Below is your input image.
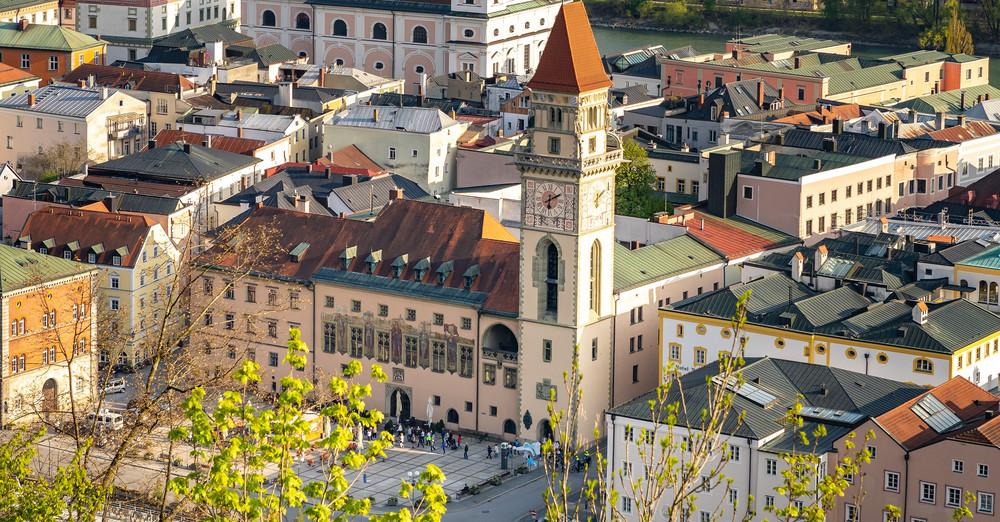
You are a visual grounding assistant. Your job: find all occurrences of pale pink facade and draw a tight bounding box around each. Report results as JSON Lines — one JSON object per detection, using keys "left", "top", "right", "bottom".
{"left": 241, "top": 0, "right": 564, "bottom": 93}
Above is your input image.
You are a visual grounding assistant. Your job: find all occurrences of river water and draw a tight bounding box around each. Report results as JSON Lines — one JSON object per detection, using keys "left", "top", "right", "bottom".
{"left": 592, "top": 27, "right": 1000, "bottom": 86}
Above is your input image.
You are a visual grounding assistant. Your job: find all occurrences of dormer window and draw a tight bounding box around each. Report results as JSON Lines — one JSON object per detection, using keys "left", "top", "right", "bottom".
{"left": 63, "top": 250, "right": 72, "bottom": 260}
{"left": 414, "top": 257, "right": 431, "bottom": 281}
{"left": 391, "top": 254, "right": 408, "bottom": 278}
{"left": 436, "top": 260, "right": 454, "bottom": 284}
{"left": 366, "top": 250, "right": 382, "bottom": 274}
{"left": 87, "top": 253, "right": 96, "bottom": 263}
{"left": 463, "top": 264, "right": 479, "bottom": 289}
{"left": 39, "top": 247, "right": 48, "bottom": 254}
{"left": 112, "top": 255, "right": 122, "bottom": 266}
{"left": 341, "top": 245, "right": 357, "bottom": 269}
{"left": 290, "top": 242, "right": 309, "bottom": 263}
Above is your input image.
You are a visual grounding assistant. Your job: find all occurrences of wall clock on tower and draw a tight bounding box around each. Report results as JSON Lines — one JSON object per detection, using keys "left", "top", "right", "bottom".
{"left": 526, "top": 180, "right": 576, "bottom": 232}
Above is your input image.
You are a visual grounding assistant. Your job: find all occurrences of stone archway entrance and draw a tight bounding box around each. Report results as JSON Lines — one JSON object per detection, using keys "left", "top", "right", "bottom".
{"left": 538, "top": 419, "right": 553, "bottom": 441}
{"left": 389, "top": 388, "right": 411, "bottom": 420}
{"left": 42, "top": 378, "right": 57, "bottom": 413}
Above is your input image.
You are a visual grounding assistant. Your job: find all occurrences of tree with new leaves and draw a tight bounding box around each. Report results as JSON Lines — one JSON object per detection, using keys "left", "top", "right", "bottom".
{"left": 616, "top": 139, "right": 667, "bottom": 220}
{"left": 167, "top": 327, "right": 448, "bottom": 521}
{"left": 19, "top": 140, "right": 90, "bottom": 182}
{"left": 944, "top": 0, "right": 974, "bottom": 54}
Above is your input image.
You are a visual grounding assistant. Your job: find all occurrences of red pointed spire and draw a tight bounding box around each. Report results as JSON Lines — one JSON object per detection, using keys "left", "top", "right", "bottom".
{"left": 527, "top": 2, "right": 611, "bottom": 95}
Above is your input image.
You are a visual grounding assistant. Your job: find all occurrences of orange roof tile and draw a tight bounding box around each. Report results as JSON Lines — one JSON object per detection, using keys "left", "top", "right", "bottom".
{"left": 526, "top": 2, "right": 611, "bottom": 95}
{"left": 316, "top": 145, "right": 385, "bottom": 176}
{"left": 151, "top": 129, "right": 265, "bottom": 156}
{"left": 875, "top": 377, "right": 999, "bottom": 451}
{"left": 924, "top": 120, "right": 998, "bottom": 142}
{"left": 20, "top": 207, "right": 154, "bottom": 268}
{"left": 0, "top": 63, "right": 36, "bottom": 86}
{"left": 772, "top": 104, "right": 864, "bottom": 126}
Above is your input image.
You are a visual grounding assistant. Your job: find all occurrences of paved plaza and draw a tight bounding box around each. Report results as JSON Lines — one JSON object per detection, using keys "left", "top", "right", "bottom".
{"left": 294, "top": 435, "right": 530, "bottom": 506}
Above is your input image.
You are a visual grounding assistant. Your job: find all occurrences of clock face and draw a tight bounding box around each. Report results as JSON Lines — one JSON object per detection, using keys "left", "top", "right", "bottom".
{"left": 534, "top": 182, "right": 565, "bottom": 218}
{"left": 584, "top": 180, "right": 613, "bottom": 230}
{"left": 524, "top": 179, "right": 576, "bottom": 231}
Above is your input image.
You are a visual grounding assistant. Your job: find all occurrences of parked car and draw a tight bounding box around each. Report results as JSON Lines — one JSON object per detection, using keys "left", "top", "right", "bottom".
{"left": 103, "top": 378, "right": 126, "bottom": 395}
{"left": 86, "top": 410, "right": 124, "bottom": 431}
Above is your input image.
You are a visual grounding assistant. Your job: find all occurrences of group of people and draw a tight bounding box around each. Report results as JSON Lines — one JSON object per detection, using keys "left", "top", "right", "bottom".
{"left": 392, "top": 423, "right": 472, "bottom": 458}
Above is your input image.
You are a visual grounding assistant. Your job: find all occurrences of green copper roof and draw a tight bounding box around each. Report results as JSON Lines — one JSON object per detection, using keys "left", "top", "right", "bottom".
{"left": 893, "top": 84, "right": 1000, "bottom": 115}
{"left": 956, "top": 244, "right": 1000, "bottom": 270}
{"left": 0, "top": 22, "right": 103, "bottom": 51}
{"left": 0, "top": 244, "right": 94, "bottom": 292}
{"left": 614, "top": 235, "right": 725, "bottom": 292}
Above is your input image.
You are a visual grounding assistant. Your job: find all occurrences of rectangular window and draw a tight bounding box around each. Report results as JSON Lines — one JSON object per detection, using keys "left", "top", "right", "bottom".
{"left": 954, "top": 460, "right": 965, "bottom": 473}
{"left": 979, "top": 492, "right": 994, "bottom": 515}
{"left": 947, "top": 486, "right": 963, "bottom": 507}
{"left": 268, "top": 352, "right": 279, "bottom": 367}
{"left": 433, "top": 313, "right": 444, "bottom": 326}
{"left": 542, "top": 339, "right": 552, "bottom": 362}
{"left": 920, "top": 482, "right": 936, "bottom": 503}
{"left": 504, "top": 367, "right": 517, "bottom": 388}
{"left": 483, "top": 363, "right": 496, "bottom": 385}
{"left": 845, "top": 504, "right": 858, "bottom": 522}
{"left": 406, "top": 308, "right": 416, "bottom": 321}
{"left": 20, "top": 54, "right": 28, "bottom": 68}
{"left": 885, "top": 471, "right": 900, "bottom": 492}
{"left": 405, "top": 336, "right": 418, "bottom": 367}
{"left": 325, "top": 296, "right": 335, "bottom": 308}
{"left": 378, "top": 304, "right": 388, "bottom": 317}
{"left": 246, "top": 285, "right": 256, "bottom": 303}
{"left": 979, "top": 464, "right": 989, "bottom": 477}
{"left": 388, "top": 147, "right": 396, "bottom": 160}
{"left": 547, "top": 137, "right": 560, "bottom": 154}
{"left": 766, "top": 458, "right": 777, "bottom": 475}
{"left": 48, "top": 55, "right": 58, "bottom": 71}
{"left": 461, "top": 317, "right": 472, "bottom": 330}
{"left": 322, "top": 322, "right": 336, "bottom": 353}
{"left": 349, "top": 327, "right": 363, "bottom": 358}
{"left": 743, "top": 186, "right": 753, "bottom": 199}
{"left": 267, "top": 320, "right": 277, "bottom": 338}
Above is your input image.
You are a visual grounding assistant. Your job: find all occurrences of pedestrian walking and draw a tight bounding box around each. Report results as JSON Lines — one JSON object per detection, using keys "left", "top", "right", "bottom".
{"left": 441, "top": 438, "right": 447, "bottom": 455}
{"left": 457, "top": 434, "right": 462, "bottom": 447}
{"left": 487, "top": 445, "right": 493, "bottom": 459}
{"left": 463, "top": 444, "right": 469, "bottom": 460}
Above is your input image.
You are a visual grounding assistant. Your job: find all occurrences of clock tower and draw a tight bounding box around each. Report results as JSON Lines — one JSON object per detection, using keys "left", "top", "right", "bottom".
{"left": 515, "top": 1, "right": 622, "bottom": 442}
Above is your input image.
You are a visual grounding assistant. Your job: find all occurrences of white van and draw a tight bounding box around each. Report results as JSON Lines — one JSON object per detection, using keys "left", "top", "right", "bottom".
{"left": 87, "top": 410, "right": 124, "bottom": 431}
{"left": 103, "top": 378, "right": 126, "bottom": 395}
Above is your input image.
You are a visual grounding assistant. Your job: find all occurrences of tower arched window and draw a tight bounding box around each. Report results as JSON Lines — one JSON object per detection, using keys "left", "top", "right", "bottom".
{"left": 980, "top": 281, "right": 988, "bottom": 303}
{"left": 295, "top": 12, "right": 310, "bottom": 30}
{"left": 412, "top": 25, "right": 428, "bottom": 44}
{"left": 589, "top": 240, "right": 601, "bottom": 314}
{"left": 332, "top": 19, "right": 347, "bottom": 36}
{"left": 372, "top": 22, "right": 387, "bottom": 40}
{"left": 261, "top": 10, "right": 276, "bottom": 26}
{"left": 990, "top": 282, "right": 998, "bottom": 305}
{"left": 545, "top": 241, "right": 559, "bottom": 315}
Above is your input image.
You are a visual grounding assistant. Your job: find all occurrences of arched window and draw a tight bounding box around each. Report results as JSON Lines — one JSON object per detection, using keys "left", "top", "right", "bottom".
{"left": 589, "top": 240, "right": 601, "bottom": 314}
{"left": 545, "top": 241, "right": 559, "bottom": 315}
{"left": 372, "top": 22, "right": 387, "bottom": 40}
{"left": 295, "top": 12, "right": 310, "bottom": 30}
{"left": 261, "top": 10, "right": 276, "bottom": 26}
{"left": 503, "top": 419, "right": 517, "bottom": 434}
{"left": 961, "top": 279, "right": 969, "bottom": 289}
{"left": 463, "top": 29, "right": 474, "bottom": 38}
{"left": 447, "top": 408, "right": 459, "bottom": 424}
{"left": 412, "top": 25, "right": 428, "bottom": 44}
{"left": 980, "top": 281, "right": 988, "bottom": 303}
{"left": 990, "top": 282, "right": 998, "bottom": 305}
{"left": 332, "top": 19, "right": 347, "bottom": 36}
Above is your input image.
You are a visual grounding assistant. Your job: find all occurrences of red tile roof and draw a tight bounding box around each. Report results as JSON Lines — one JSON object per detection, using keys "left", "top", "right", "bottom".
{"left": 205, "top": 200, "right": 519, "bottom": 314}
{"left": 665, "top": 209, "right": 799, "bottom": 259}
{"left": 875, "top": 377, "right": 999, "bottom": 451}
{"left": 944, "top": 168, "right": 1000, "bottom": 207}
{"left": 924, "top": 120, "right": 998, "bottom": 142}
{"left": 151, "top": 129, "right": 265, "bottom": 156}
{"left": 316, "top": 145, "right": 385, "bottom": 176}
{"left": 0, "top": 63, "right": 36, "bottom": 86}
{"left": 61, "top": 63, "right": 195, "bottom": 93}
{"left": 526, "top": 2, "right": 611, "bottom": 95}
{"left": 772, "top": 104, "right": 864, "bottom": 126}
{"left": 20, "top": 207, "right": 155, "bottom": 268}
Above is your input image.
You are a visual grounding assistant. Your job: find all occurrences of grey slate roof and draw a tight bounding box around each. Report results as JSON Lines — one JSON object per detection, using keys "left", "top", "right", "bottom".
{"left": 8, "top": 180, "right": 184, "bottom": 215}
{"left": 329, "top": 174, "right": 428, "bottom": 215}
{"left": 88, "top": 143, "right": 259, "bottom": 184}
{"left": 0, "top": 85, "right": 122, "bottom": 117}
{"left": 215, "top": 81, "right": 353, "bottom": 106}
{"left": 609, "top": 357, "right": 926, "bottom": 444}
{"left": 921, "top": 239, "right": 996, "bottom": 266}
{"left": 671, "top": 272, "right": 1000, "bottom": 355}
{"left": 781, "top": 129, "right": 955, "bottom": 158}
{"left": 331, "top": 105, "right": 459, "bottom": 134}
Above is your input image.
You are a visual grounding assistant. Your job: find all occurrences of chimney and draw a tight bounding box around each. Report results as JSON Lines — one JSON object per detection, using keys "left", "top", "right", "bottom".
{"left": 912, "top": 301, "right": 928, "bottom": 325}
{"left": 77, "top": 79, "right": 86, "bottom": 88}
{"left": 295, "top": 193, "right": 309, "bottom": 213}
{"left": 832, "top": 118, "right": 843, "bottom": 134}
{"left": 960, "top": 91, "right": 967, "bottom": 110}
{"left": 87, "top": 74, "right": 95, "bottom": 88}
{"left": 697, "top": 93, "right": 705, "bottom": 108}
{"left": 343, "top": 174, "right": 356, "bottom": 186}
{"left": 147, "top": 139, "right": 156, "bottom": 150}
{"left": 324, "top": 167, "right": 332, "bottom": 179}
{"left": 822, "top": 137, "right": 837, "bottom": 153}
{"left": 103, "top": 195, "right": 118, "bottom": 213}
{"left": 813, "top": 158, "right": 823, "bottom": 170}
{"left": 793, "top": 56, "right": 800, "bottom": 69}
{"left": 815, "top": 244, "right": 829, "bottom": 267}
{"left": 236, "top": 126, "right": 244, "bottom": 138}
{"left": 373, "top": 108, "right": 379, "bottom": 122}
{"left": 277, "top": 82, "right": 293, "bottom": 107}
{"left": 756, "top": 80, "right": 765, "bottom": 108}
{"left": 101, "top": 87, "right": 108, "bottom": 100}
{"left": 957, "top": 115, "right": 967, "bottom": 127}
{"left": 877, "top": 121, "right": 887, "bottom": 139}
{"left": 202, "top": 135, "right": 213, "bottom": 148}
{"left": 935, "top": 111, "right": 946, "bottom": 130}
{"left": 791, "top": 251, "right": 805, "bottom": 282}
{"left": 389, "top": 187, "right": 404, "bottom": 201}
{"left": 777, "top": 86, "right": 784, "bottom": 102}
{"left": 764, "top": 149, "right": 776, "bottom": 165}
{"left": 987, "top": 93, "right": 992, "bottom": 101}
{"left": 27, "top": 94, "right": 35, "bottom": 107}
{"left": 236, "top": 110, "right": 242, "bottom": 121}
{"left": 880, "top": 215, "right": 889, "bottom": 233}
{"left": 18, "top": 18, "right": 28, "bottom": 31}
{"left": 209, "top": 74, "right": 217, "bottom": 96}
{"left": 182, "top": 143, "right": 191, "bottom": 154}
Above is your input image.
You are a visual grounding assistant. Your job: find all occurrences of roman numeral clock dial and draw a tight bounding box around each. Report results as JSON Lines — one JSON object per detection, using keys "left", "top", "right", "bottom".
{"left": 524, "top": 180, "right": 576, "bottom": 231}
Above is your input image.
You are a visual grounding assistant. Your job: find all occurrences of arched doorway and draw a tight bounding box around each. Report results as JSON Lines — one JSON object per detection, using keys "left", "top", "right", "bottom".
{"left": 503, "top": 419, "right": 517, "bottom": 435}
{"left": 41, "top": 378, "right": 57, "bottom": 413}
{"left": 446, "top": 408, "right": 459, "bottom": 424}
{"left": 482, "top": 323, "right": 518, "bottom": 354}
{"left": 389, "top": 388, "right": 410, "bottom": 420}
{"left": 538, "top": 419, "right": 553, "bottom": 441}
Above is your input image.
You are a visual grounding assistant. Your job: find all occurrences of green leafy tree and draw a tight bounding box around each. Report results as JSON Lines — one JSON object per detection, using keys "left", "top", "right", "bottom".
{"left": 944, "top": 0, "right": 974, "bottom": 54}
{"left": 616, "top": 139, "right": 666, "bottom": 220}
{"left": 0, "top": 429, "right": 106, "bottom": 521}
{"left": 167, "top": 328, "right": 448, "bottom": 521}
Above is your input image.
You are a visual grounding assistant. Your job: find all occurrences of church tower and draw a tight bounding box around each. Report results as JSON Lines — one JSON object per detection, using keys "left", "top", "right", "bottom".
{"left": 515, "top": 1, "right": 622, "bottom": 442}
